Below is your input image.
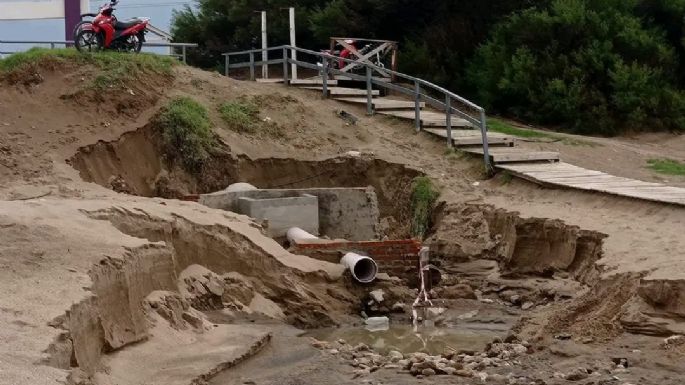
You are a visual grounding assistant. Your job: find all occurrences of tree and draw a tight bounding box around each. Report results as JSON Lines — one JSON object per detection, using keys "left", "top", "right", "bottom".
{"left": 468, "top": 0, "right": 685, "bottom": 134}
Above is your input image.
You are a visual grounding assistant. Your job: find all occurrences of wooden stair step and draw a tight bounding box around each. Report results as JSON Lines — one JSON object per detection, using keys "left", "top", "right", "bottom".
{"left": 463, "top": 147, "right": 560, "bottom": 163}
{"left": 377, "top": 110, "right": 474, "bottom": 128}
{"left": 334, "top": 97, "right": 424, "bottom": 110}
{"left": 423, "top": 128, "right": 515, "bottom": 147}
{"left": 302, "top": 86, "right": 380, "bottom": 96}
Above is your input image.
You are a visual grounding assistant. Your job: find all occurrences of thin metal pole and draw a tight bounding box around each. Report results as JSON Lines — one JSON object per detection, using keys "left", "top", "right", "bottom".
{"left": 50, "top": 43, "right": 55, "bottom": 49}
{"left": 366, "top": 66, "right": 373, "bottom": 115}
{"left": 261, "top": 11, "right": 268, "bottom": 79}
{"left": 414, "top": 81, "right": 421, "bottom": 132}
{"left": 322, "top": 57, "right": 329, "bottom": 98}
{"left": 249, "top": 52, "right": 255, "bottom": 81}
{"left": 289, "top": 7, "right": 298, "bottom": 80}
{"left": 225, "top": 55, "right": 229, "bottom": 77}
{"left": 445, "top": 95, "right": 453, "bottom": 148}
{"left": 182, "top": 45, "right": 187, "bottom": 64}
{"left": 282, "top": 47, "right": 289, "bottom": 85}
{"left": 479, "top": 109, "right": 493, "bottom": 174}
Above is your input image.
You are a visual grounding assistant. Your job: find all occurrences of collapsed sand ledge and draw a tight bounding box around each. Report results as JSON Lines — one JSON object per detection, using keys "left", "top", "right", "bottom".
{"left": 0, "top": 198, "right": 352, "bottom": 385}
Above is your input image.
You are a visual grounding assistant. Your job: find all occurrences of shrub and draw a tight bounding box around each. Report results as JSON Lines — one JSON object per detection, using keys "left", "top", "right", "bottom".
{"left": 158, "top": 97, "right": 215, "bottom": 171}
{"left": 410, "top": 176, "right": 440, "bottom": 239}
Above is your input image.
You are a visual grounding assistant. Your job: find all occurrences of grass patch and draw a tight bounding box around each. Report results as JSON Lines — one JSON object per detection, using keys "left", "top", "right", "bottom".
{"left": 218, "top": 99, "right": 286, "bottom": 138}
{"left": 157, "top": 96, "right": 215, "bottom": 171}
{"left": 647, "top": 158, "right": 685, "bottom": 176}
{"left": 488, "top": 118, "right": 596, "bottom": 146}
{"left": 410, "top": 176, "right": 440, "bottom": 239}
{"left": 0, "top": 48, "right": 176, "bottom": 86}
{"left": 218, "top": 101, "right": 260, "bottom": 133}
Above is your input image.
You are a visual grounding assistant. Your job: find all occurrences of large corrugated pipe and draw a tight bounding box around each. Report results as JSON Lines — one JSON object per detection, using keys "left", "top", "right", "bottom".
{"left": 340, "top": 252, "right": 378, "bottom": 283}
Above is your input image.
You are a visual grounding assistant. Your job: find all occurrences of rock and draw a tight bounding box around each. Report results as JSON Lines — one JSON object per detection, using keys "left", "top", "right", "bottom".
{"left": 369, "top": 289, "right": 385, "bottom": 303}
{"left": 354, "top": 343, "right": 370, "bottom": 352}
{"left": 511, "top": 344, "right": 528, "bottom": 355}
{"left": 391, "top": 302, "right": 406, "bottom": 312}
{"left": 554, "top": 332, "right": 572, "bottom": 340}
{"left": 442, "top": 367, "right": 457, "bottom": 375}
{"left": 310, "top": 339, "right": 328, "bottom": 349}
{"left": 480, "top": 298, "right": 495, "bottom": 304}
{"left": 328, "top": 349, "right": 339, "bottom": 354}
{"left": 337, "top": 338, "right": 347, "bottom": 345}
{"left": 455, "top": 369, "right": 474, "bottom": 377}
{"left": 181, "top": 311, "right": 205, "bottom": 329}
{"left": 352, "top": 368, "right": 370, "bottom": 378}
{"left": 612, "top": 357, "right": 629, "bottom": 368}
{"left": 398, "top": 359, "right": 411, "bottom": 369}
{"left": 663, "top": 335, "right": 685, "bottom": 346}
{"left": 565, "top": 368, "right": 589, "bottom": 381}
{"left": 387, "top": 350, "right": 404, "bottom": 362}
{"left": 421, "top": 368, "right": 436, "bottom": 376}
{"left": 384, "top": 364, "right": 400, "bottom": 369}
{"left": 475, "top": 371, "right": 488, "bottom": 381}
{"left": 489, "top": 373, "right": 507, "bottom": 384}
{"left": 410, "top": 352, "right": 429, "bottom": 363}
{"left": 521, "top": 302, "right": 535, "bottom": 310}
{"left": 444, "top": 283, "right": 477, "bottom": 299}
{"left": 581, "top": 336, "right": 595, "bottom": 344}
{"left": 427, "top": 307, "right": 446, "bottom": 318}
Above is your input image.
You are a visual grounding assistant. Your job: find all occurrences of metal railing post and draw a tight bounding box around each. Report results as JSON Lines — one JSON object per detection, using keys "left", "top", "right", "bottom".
{"left": 414, "top": 81, "right": 421, "bottom": 132}
{"left": 249, "top": 52, "right": 255, "bottom": 81}
{"left": 366, "top": 66, "right": 374, "bottom": 115}
{"left": 445, "top": 95, "right": 453, "bottom": 148}
{"left": 282, "top": 47, "right": 289, "bottom": 85}
{"left": 479, "top": 109, "right": 493, "bottom": 173}
{"left": 225, "top": 55, "right": 229, "bottom": 77}
{"left": 322, "top": 57, "right": 329, "bottom": 98}
{"left": 182, "top": 45, "right": 187, "bottom": 64}
{"left": 50, "top": 43, "right": 55, "bottom": 49}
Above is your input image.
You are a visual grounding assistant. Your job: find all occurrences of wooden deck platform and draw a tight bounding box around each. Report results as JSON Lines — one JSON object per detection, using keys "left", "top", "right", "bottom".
{"left": 256, "top": 78, "right": 339, "bottom": 86}
{"left": 499, "top": 162, "right": 685, "bottom": 205}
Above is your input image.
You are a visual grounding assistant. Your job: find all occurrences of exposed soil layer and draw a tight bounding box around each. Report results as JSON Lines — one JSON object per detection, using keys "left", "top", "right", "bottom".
{"left": 69, "top": 125, "right": 423, "bottom": 238}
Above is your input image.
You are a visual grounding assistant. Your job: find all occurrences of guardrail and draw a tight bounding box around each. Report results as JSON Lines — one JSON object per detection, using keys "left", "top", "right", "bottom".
{"left": 0, "top": 40, "right": 198, "bottom": 63}
{"left": 222, "top": 45, "right": 493, "bottom": 172}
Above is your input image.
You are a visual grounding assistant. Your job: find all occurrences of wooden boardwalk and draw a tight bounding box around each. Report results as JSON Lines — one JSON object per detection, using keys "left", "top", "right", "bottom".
{"left": 499, "top": 162, "right": 685, "bottom": 206}
{"left": 265, "top": 78, "right": 685, "bottom": 206}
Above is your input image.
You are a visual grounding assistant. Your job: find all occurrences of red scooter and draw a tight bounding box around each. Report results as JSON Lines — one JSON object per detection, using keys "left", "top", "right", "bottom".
{"left": 74, "top": 1, "right": 149, "bottom": 53}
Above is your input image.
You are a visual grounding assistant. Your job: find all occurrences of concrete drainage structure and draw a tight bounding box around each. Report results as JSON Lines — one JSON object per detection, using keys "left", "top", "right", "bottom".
{"left": 200, "top": 184, "right": 380, "bottom": 241}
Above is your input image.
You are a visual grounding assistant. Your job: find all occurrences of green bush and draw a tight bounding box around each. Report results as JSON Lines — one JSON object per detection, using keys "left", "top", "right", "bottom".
{"left": 410, "top": 177, "right": 440, "bottom": 239}
{"left": 218, "top": 101, "right": 259, "bottom": 133}
{"left": 468, "top": 0, "right": 685, "bottom": 135}
{"left": 158, "top": 97, "right": 215, "bottom": 171}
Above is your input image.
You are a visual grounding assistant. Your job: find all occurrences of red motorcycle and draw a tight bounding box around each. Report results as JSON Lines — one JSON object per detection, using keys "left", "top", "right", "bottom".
{"left": 74, "top": 1, "right": 149, "bottom": 53}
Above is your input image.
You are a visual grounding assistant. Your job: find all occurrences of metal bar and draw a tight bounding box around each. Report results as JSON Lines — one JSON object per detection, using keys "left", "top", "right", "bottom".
{"left": 415, "top": 81, "right": 421, "bottom": 132}
{"left": 289, "top": 7, "right": 298, "bottom": 80}
{"left": 445, "top": 95, "right": 453, "bottom": 148}
{"left": 228, "top": 59, "right": 285, "bottom": 68}
{"left": 330, "top": 37, "right": 398, "bottom": 44}
{"left": 50, "top": 43, "right": 55, "bottom": 49}
{"left": 249, "top": 52, "right": 255, "bottom": 81}
{"left": 479, "top": 109, "right": 493, "bottom": 174}
{"left": 321, "top": 57, "right": 329, "bottom": 98}
{"left": 366, "top": 66, "right": 373, "bottom": 115}
{"left": 282, "top": 47, "right": 289, "bottom": 85}
{"left": 225, "top": 55, "right": 229, "bottom": 77}
{"left": 182, "top": 45, "right": 187, "bottom": 64}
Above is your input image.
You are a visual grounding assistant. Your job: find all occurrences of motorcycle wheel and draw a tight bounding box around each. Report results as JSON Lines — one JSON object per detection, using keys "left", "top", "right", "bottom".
{"left": 75, "top": 30, "right": 102, "bottom": 53}
{"left": 133, "top": 33, "right": 144, "bottom": 53}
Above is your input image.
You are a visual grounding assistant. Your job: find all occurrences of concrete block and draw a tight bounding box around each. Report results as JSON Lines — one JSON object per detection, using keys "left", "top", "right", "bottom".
{"left": 237, "top": 193, "right": 319, "bottom": 237}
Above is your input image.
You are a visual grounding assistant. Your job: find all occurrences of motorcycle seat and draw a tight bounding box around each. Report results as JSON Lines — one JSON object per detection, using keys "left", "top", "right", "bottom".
{"left": 115, "top": 19, "right": 140, "bottom": 30}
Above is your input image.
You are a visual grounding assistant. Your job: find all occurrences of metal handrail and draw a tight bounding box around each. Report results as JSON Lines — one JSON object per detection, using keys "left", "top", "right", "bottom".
{"left": 0, "top": 40, "right": 198, "bottom": 63}
{"left": 222, "top": 44, "right": 492, "bottom": 172}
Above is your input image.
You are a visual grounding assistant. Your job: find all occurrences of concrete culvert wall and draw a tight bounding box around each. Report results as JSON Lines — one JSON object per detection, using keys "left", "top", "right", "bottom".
{"left": 69, "top": 125, "right": 424, "bottom": 238}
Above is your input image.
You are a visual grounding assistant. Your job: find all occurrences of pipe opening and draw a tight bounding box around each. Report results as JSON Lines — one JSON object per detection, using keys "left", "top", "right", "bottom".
{"left": 352, "top": 257, "right": 378, "bottom": 283}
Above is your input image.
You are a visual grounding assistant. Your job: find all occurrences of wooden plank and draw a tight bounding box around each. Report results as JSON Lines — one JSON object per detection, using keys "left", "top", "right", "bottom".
{"left": 291, "top": 79, "right": 339, "bottom": 86}
{"left": 377, "top": 110, "right": 474, "bottom": 128}
{"left": 334, "top": 97, "right": 424, "bottom": 110}
{"left": 423, "top": 128, "right": 515, "bottom": 146}
{"left": 499, "top": 162, "right": 583, "bottom": 173}
{"left": 465, "top": 147, "right": 560, "bottom": 163}
{"left": 255, "top": 78, "right": 284, "bottom": 83}
{"left": 302, "top": 86, "right": 380, "bottom": 96}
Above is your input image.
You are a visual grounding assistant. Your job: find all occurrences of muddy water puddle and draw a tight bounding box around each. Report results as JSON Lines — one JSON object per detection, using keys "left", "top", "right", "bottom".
{"left": 303, "top": 322, "right": 507, "bottom": 355}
